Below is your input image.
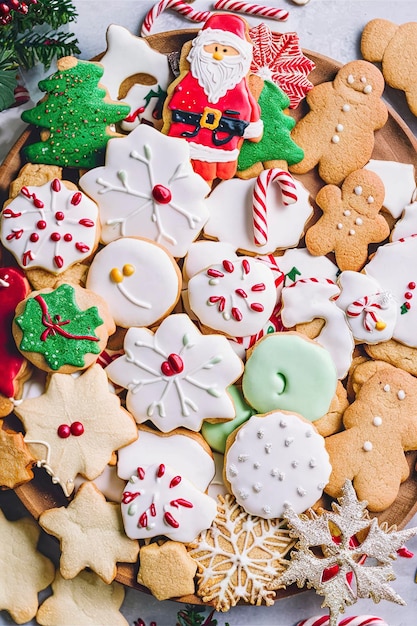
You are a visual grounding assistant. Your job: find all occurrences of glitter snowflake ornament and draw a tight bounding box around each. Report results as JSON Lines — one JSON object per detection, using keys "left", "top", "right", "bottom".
{"left": 79, "top": 124, "right": 210, "bottom": 258}
{"left": 188, "top": 493, "right": 295, "bottom": 612}
{"left": 105, "top": 313, "right": 243, "bottom": 432}
{"left": 268, "top": 481, "right": 417, "bottom": 626}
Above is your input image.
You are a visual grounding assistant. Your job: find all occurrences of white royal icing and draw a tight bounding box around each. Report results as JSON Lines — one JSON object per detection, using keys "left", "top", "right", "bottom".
{"left": 280, "top": 278, "right": 355, "bottom": 379}
{"left": 79, "top": 124, "right": 210, "bottom": 258}
{"left": 187, "top": 256, "right": 277, "bottom": 337}
{"left": 391, "top": 201, "right": 417, "bottom": 241}
{"left": 86, "top": 237, "right": 181, "bottom": 328}
{"left": 105, "top": 313, "right": 243, "bottom": 432}
{"left": 336, "top": 270, "right": 397, "bottom": 343}
{"left": 277, "top": 247, "right": 339, "bottom": 286}
{"left": 225, "top": 412, "right": 331, "bottom": 519}
{"left": 1, "top": 180, "right": 98, "bottom": 273}
{"left": 183, "top": 241, "right": 238, "bottom": 284}
{"left": 121, "top": 462, "right": 217, "bottom": 542}
{"left": 203, "top": 176, "right": 313, "bottom": 255}
{"left": 364, "top": 160, "right": 416, "bottom": 218}
{"left": 364, "top": 235, "right": 417, "bottom": 347}
{"left": 99, "top": 24, "right": 171, "bottom": 129}
{"left": 117, "top": 428, "right": 215, "bottom": 492}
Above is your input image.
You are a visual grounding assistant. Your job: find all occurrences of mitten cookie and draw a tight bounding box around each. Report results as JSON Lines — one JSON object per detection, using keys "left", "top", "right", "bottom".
{"left": 290, "top": 60, "right": 388, "bottom": 184}
{"left": 305, "top": 169, "right": 389, "bottom": 271}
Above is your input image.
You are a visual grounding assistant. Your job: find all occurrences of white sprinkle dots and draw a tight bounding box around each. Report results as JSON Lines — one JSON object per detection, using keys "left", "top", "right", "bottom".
{"left": 309, "top": 458, "right": 317, "bottom": 468}
{"left": 332, "top": 134, "right": 340, "bottom": 144}
{"left": 397, "top": 390, "right": 406, "bottom": 400}
{"left": 354, "top": 186, "right": 363, "bottom": 196}
{"left": 253, "top": 482, "right": 263, "bottom": 493}
{"left": 229, "top": 464, "right": 238, "bottom": 477}
{"left": 383, "top": 384, "right": 391, "bottom": 392}
{"left": 372, "top": 416, "right": 382, "bottom": 427}
{"left": 238, "top": 454, "right": 249, "bottom": 462}
{"left": 264, "top": 443, "right": 272, "bottom": 454}
{"left": 285, "top": 437, "right": 294, "bottom": 447}
{"left": 343, "top": 210, "right": 351, "bottom": 216}
{"left": 363, "top": 441, "right": 373, "bottom": 452}
{"left": 297, "top": 487, "right": 307, "bottom": 496}
{"left": 257, "top": 429, "right": 264, "bottom": 439}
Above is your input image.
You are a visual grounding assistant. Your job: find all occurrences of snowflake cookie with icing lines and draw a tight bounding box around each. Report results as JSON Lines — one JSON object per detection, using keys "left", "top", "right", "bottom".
{"left": 224, "top": 411, "right": 332, "bottom": 519}
{"left": 336, "top": 270, "right": 397, "bottom": 344}
{"left": 280, "top": 278, "right": 355, "bottom": 379}
{"left": 105, "top": 313, "right": 243, "bottom": 433}
{"left": 364, "top": 235, "right": 417, "bottom": 348}
{"left": 187, "top": 255, "right": 277, "bottom": 338}
{"left": 121, "top": 462, "right": 217, "bottom": 542}
{"left": 204, "top": 175, "right": 313, "bottom": 255}
{"left": 99, "top": 25, "right": 171, "bottom": 131}
{"left": 1, "top": 179, "right": 99, "bottom": 274}
{"left": 79, "top": 124, "right": 210, "bottom": 258}
{"left": 86, "top": 237, "right": 181, "bottom": 328}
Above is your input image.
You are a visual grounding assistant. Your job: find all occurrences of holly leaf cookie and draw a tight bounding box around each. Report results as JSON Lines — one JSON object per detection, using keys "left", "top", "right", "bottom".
{"left": 14, "top": 364, "right": 138, "bottom": 496}
{"left": 39, "top": 481, "right": 139, "bottom": 583}
{"left": 0, "top": 510, "right": 55, "bottom": 624}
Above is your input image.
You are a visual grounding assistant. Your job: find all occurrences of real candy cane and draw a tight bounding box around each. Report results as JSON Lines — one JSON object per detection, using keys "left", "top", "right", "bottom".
{"left": 141, "top": 0, "right": 211, "bottom": 37}
{"left": 213, "top": 0, "right": 289, "bottom": 22}
{"left": 296, "top": 616, "right": 388, "bottom": 626}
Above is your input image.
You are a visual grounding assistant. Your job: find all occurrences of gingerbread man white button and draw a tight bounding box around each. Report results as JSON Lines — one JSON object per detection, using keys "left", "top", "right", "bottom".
{"left": 224, "top": 412, "right": 331, "bottom": 519}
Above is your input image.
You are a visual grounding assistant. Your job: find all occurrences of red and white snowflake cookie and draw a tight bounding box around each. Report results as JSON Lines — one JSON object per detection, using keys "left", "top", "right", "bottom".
{"left": 1, "top": 179, "right": 99, "bottom": 274}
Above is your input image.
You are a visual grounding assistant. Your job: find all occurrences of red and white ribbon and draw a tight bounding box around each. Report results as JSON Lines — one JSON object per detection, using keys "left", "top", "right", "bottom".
{"left": 214, "top": 0, "right": 289, "bottom": 22}
{"left": 346, "top": 293, "right": 390, "bottom": 332}
{"left": 141, "top": 0, "right": 211, "bottom": 37}
{"left": 297, "top": 616, "right": 388, "bottom": 626}
{"left": 252, "top": 168, "right": 298, "bottom": 247}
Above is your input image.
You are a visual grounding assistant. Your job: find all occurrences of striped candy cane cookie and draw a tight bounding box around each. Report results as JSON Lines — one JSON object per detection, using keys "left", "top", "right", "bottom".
{"left": 252, "top": 168, "right": 298, "bottom": 246}
{"left": 141, "top": 0, "right": 211, "bottom": 37}
{"left": 297, "top": 616, "right": 388, "bottom": 626}
{"left": 214, "top": 0, "right": 289, "bottom": 22}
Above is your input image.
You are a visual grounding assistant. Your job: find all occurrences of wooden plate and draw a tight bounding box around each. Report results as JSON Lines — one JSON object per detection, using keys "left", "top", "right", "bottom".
{"left": 3, "top": 29, "right": 417, "bottom": 602}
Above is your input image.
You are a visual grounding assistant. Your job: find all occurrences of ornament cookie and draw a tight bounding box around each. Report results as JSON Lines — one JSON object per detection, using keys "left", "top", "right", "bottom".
{"left": 79, "top": 123, "right": 210, "bottom": 258}
{"left": 21, "top": 57, "right": 130, "bottom": 169}
{"left": 162, "top": 12, "right": 263, "bottom": 184}
{"left": 85, "top": 237, "right": 181, "bottom": 328}
{"left": 324, "top": 361, "right": 417, "bottom": 511}
{"left": 290, "top": 60, "right": 388, "bottom": 184}
{"left": 361, "top": 19, "right": 417, "bottom": 116}
{"left": 106, "top": 313, "right": 243, "bottom": 433}
{"left": 1, "top": 178, "right": 99, "bottom": 274}
{"left": 13, "top": 283, "right": 115, "bottom": 374}
{"left": 224, "top": 411, "right": 332, "bottom": 518}
{"left": 305, "top": 169, "right": 389, "bottom": 271}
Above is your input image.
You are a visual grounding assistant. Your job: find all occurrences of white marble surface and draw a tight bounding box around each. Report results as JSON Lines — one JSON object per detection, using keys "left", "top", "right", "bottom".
{"left": 1, "top": 1, "right": 417, "bottom": 625}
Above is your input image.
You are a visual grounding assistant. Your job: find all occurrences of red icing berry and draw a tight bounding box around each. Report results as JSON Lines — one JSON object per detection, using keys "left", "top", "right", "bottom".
{"left": 71, "top": 192, "right": 82, "bottom": 205}
{"left": 37, "top": 220, "right": 47, "bottom": 229}
{"left": 50, "top": 232, "right": 61, "bottom": 241}
{"left": 55, "top": 211, "right": 65, "bottom": 221}
{"left": 157, "top": 463, "right": 165, "bottom": 478}
{"left": 152, "top": 184, "right": 172, "bottom": 204}
{"left": 408, "top": 282, "right": 416, "bottom": 290}
{"left": 405, "top": 302, "right": 411, "bottom": 310}
{"left": 70, "top": 421, "right": 84, "bottom": 436}
{"left": 161, "top": 353, "right": 184, "bottom": 376}
{"left": 51, "top": 178, "right": 61, "bottom": 192}
{"left": 64, "top": 233, "right": 72, "bottom": 242}
{"left": 57, "top": 424, "right": 71, "bottom": 438}
{"left": 169, "top": 475, "right": 181, "bottom": 488}
{"left": 223, "top": 259, "right": 234, "bottom": 273}
{"left": 30, "top": 233, "right": 39, "bottom": 242}
{"left": 405, "top": 292, "right": 413, "bottom": 300}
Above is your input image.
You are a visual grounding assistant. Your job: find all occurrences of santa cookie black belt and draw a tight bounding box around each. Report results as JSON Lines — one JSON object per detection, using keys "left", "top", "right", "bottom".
{"left": 171, "top": 108, "right": 250, "bottom": 146}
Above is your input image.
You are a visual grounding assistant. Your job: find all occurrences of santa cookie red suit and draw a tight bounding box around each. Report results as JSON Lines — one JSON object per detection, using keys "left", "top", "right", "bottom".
{"left": 162, "top": 13, "right": 263, "bottom": 184}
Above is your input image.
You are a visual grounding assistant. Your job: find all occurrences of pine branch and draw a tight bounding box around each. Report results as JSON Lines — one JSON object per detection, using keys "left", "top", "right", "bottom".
{"left": 14, "top": 30, "right": 80, "bottom": 70}
{"left": 0, "top": 49, "right": 19, "bottom": 111}
{"left": 12, "top": 0, "right": 78, "bottom": 33}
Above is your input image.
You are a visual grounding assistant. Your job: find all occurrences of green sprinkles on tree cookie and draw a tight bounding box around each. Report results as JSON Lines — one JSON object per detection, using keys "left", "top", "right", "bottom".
{"left": 14, "top": 283, "right": 103, "bottom": 371}
{"left": 21, "top": 56, "right": 131, "bottom": 168}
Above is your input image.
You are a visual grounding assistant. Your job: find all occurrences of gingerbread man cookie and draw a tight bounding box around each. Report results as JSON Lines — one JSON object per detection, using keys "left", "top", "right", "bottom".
{"left": 290, "top": 60, "right": 388, "bottom": 184}
{"left": 305, "top": 169, "right": 389, "bottom": 271}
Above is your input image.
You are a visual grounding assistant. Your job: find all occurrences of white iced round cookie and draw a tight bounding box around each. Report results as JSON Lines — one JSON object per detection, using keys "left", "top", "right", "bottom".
{"left": 183, "top": 241, "right": 237, "bottom": 283}
{"left": 187, "top": 256, "right": 277, "bottom": 337}
{"left": 1, "top": 179, "right": 99, "bottom": 273}
{"left": 204, "top": 176, "right": 313, "bottom": 254}
{"left": 121, "top": 462, "right": 217, "bottom": 542}
{"left": 336, "top": 270, "right": 397, "bottom": 344}
{"left": 105, "top": 313, "right": 243, "bottom": 432}
{"left": 365, "top": 235, "right": 417, "bottom": 347}
{"left": 86, "top": 237, "right": 181, "bottom": 328}
{"left": 79, "top": 124, "right": 210, "bottom": 258}
{"left": 364, "top": 160, "right": 416, "bottom": 218}
{"left": 224, "top": 412, "right": 331, "bottom": 519}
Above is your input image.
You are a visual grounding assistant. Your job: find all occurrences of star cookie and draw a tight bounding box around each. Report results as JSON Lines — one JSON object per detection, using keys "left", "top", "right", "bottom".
{"left": 137, "top": 541, "right": 197, "bottom": 600}
{"left": 0, "top": 422, "right": 35, "bottom": 488}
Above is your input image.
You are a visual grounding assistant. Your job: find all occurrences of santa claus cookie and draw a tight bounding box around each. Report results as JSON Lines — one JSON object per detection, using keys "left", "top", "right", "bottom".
{"left": 162, "top": 12, "right": 263, "bottom": 184}
{"left": 290, "top": 60, "right": 388, "bottom": 184}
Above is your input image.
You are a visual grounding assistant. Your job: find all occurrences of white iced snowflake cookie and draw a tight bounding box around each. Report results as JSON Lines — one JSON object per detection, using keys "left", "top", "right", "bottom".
{"left": 1, "top": 179, "right": 99, "bottom": 273}
{"left": 364, "top": 159, "right": 416, "bottom": 218}
{"left": 121, "top": 462, "right": 217, "bottom": 542}
{"left": 204, "top": 176, "right": 313, "bottom": 255}
{"left": 99, "top": 25, "right": 171, "bottom": 131}
{"left": 117, "top": 425, "right": 215, "bottom": 492}
{"left": 79, "top": 124, "right": 210, "bottom": 258}
{"left": 224, "top": 411, "right": 332, "bottom": 519}
{"left": 280, "top": 278, "right": 355, "bottom": 379}
{"left": 85, "top": 237, "right": 181, "bottom": 328}
{"left": 365, "top": 235, "right": 417, "bottom": 347}
{"left": 105, "top": 313, "right": 243, "bottom": 432}
{"left": 391, "top": 200, "right": 417, "bottom": 241}
{"left": 336, "top": 270, "right": 397, "bottom": 344}
{"left": 187, "top": 256, "right": 277, "bottom": 338}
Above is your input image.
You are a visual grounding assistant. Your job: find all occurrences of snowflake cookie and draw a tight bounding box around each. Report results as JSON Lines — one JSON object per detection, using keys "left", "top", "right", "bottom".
{"left": 106, "top": 313, "right": 243, "bottom": 432}
{"left": 121, "top": 462, "right": 217, "bottom": 542}
{"left": 224, "top": 411, "right": 332, "bottom": 519}
{"left": 188, "top": 493, "right": 295, "bottom": 611}
{"left": 79, "top": 124, "right": 210, "bottom": 257}
{"left": 1, "top": 179, "right": 99, "bottom": 274}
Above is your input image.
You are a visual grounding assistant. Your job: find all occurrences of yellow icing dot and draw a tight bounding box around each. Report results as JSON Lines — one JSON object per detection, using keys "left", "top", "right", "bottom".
{"left": 110, "top": 267, "right": 123, "bottom": 283}
{"left": 375, "top": 320, "right": 387, "bottom": 331}
{"left": 123, "top": 264, "right": 135, "bottom": 277}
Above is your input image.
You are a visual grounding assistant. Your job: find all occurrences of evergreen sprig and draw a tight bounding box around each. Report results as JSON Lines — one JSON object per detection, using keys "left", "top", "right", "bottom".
{"left": 14, "top": 30, "right": 80, "bottom": 70}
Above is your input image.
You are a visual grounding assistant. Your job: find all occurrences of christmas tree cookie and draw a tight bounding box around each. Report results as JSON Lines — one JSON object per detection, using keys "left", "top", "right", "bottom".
{"left": 21, "top": 57, "right": 130, "bottom": 168}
